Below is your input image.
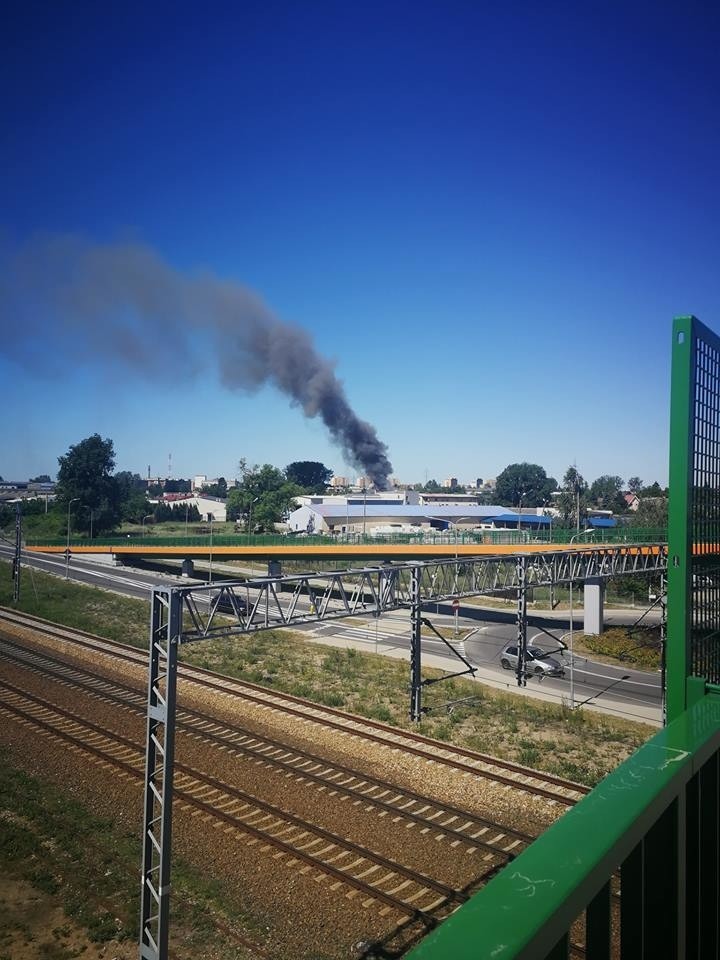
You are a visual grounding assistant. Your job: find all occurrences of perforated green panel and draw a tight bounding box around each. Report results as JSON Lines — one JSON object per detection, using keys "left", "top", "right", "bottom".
{"left": 667, "top": 315, "right": 720, "bottom": 720}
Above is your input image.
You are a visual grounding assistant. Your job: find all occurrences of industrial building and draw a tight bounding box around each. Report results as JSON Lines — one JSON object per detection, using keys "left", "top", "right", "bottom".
{"left": 286, "top": 503, "right": 551, "bottom": 536}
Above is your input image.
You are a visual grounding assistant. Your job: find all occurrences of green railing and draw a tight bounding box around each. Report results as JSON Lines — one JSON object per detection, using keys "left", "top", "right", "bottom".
{"left": 407, "top": 686, "right": 720, "bottom": 959}
{"left": 405, "top": 316, "right": 720, "bottom": 960}
{"left": 25, "top": 527, "right": 668, "bottom": 549}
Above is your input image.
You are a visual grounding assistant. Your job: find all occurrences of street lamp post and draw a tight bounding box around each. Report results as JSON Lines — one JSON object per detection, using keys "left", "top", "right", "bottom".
{"left": 248, "top": 497, "right": 259, "bottom": 537}
{"left": 541, "top": 498, "right": 553, "bottom": 544}
{"left": 142, "top": 514, "right": 153, "bottom": 536}
{"left": 65, "top": 498, "right": 79, "bottom": 579}
{"left": 517, "top": 492, "right": 523, "bottom": 538}
{"left": 575, "top": 480, "right": 583, "bottom": 536}
{"left": 83, "top": 505, "right": 95, "bottom": 540}
{"left": 209, "top": 515, "right": 214, "bottom": 584}
{"left": 452, "top": 516, "right": 473, "bottom": 561}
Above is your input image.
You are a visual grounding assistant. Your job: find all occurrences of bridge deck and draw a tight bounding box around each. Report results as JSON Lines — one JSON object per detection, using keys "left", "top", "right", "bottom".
{"left": 27, "top": 542, "right": 665, "bottom": 561}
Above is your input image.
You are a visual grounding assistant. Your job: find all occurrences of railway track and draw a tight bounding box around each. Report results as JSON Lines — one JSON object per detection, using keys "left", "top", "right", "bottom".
{"left": 0, "top": 677, "right": 500, "bottom": 926}
{"left": 0, "top": 606, "right": 588, "bottom": 806}
{"left": 0, "top": 634, "right": 534, "bottom": 860}
{"left": 0, "top": 605, "right": 596, "bottom": 957}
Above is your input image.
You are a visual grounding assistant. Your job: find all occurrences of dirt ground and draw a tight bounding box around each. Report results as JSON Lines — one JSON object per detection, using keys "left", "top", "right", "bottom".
{"left": 0, "top": 872, "right": 135, "bottom": 960}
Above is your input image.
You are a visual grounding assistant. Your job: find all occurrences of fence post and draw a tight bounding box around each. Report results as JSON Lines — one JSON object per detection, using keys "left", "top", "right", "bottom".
{"left": 666, "top": 315, "right": 695, "bottom": 722}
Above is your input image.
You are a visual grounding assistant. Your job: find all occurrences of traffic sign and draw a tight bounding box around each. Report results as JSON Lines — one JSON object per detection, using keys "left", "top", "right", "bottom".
{"left": 452, "top": 598, "right": 460, "bottom": 609}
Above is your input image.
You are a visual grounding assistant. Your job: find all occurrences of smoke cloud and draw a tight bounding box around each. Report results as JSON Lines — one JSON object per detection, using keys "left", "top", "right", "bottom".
{"left": 0, "top": 235, "right": 393, "bottom": 488}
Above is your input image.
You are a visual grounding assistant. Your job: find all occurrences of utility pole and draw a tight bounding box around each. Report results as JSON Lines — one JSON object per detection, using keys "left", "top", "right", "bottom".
{"left": 13, "top": 503, "right": 21, "bottom": 602}
{"left": 515, "top": 555, "right": 528, "bottom": 687}
{"left": 409, "top": 565, "right": 423, "bottom": 721}
{"left": 660, "top": 572, "right": 667, "bottom": 725}
{"left": 576, "top": 483, "right": 580, "bottom": 536}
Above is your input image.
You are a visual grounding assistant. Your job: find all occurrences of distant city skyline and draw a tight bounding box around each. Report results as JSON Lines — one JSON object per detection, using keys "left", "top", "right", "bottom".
{"left": 3, "top": 4, "right": 719, "bottom": 486}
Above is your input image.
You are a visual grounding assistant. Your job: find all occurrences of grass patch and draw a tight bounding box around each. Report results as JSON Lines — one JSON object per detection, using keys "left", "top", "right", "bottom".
{"left": 577, "top": 626, "right": 661, "bottom": 669}
{"left": 0, "top": 754, "right": 138, "bottom": 944}
{"left": 1, "top": 562, "right": 149, "bottom": 648}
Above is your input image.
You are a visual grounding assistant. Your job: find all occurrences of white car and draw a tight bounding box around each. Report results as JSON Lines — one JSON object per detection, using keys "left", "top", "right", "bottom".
{"left": 500, "top": 643, "right": 565, "bottom": 677}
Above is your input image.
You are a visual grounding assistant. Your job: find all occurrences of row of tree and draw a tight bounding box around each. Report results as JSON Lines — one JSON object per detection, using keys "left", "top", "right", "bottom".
{"left": 492, "top": 462, "right": 667, "bottom": 527}
{"left": 0, "top": 435, "right": 336, "bottom": 537}
{"left": 417, "top": 464, "right": 667, "bottom": 526}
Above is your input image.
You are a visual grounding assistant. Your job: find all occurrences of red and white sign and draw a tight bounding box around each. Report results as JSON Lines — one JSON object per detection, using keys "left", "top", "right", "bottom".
{"left": 452, "top": 598, "right": 460, "bottom": 610}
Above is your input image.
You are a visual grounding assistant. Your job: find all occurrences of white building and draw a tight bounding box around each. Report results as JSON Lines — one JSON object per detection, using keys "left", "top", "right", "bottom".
{"left": 294, "top": 490, "right": 413, "bottom": 508}
{"left": 151, "top": 493, "right": 227, "bottom": 522}
{"left": 286, "top": 503, "right": 550, "bottom": 536}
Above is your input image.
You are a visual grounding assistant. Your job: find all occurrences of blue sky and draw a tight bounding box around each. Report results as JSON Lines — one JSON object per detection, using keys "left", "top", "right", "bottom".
{"left": 2, "top": 1, "right": 719, "bottom": 488}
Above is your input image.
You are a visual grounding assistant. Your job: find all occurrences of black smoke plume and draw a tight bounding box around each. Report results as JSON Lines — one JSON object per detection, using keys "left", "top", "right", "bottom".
{"left": 0, "top": 234, "right": 393, "bottom": 488}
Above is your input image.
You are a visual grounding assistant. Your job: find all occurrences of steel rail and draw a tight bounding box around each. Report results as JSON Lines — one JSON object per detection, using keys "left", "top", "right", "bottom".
{"left": 0, "top": 612, "right": 587, "bottom": 803}
{"left": 0, "top": 638, "right": 534, "bottom": 854}
{"left": 0, "top": 682, "right": 480, "bottom": 918}
{"left": 0, "top": 621, "right": 584, "bottom": 805}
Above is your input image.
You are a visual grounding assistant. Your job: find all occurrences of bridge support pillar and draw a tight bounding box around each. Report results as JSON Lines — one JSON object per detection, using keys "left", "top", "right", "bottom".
{"left": 584, "top": 577, "right": 605, "bottom": 635}
{"left": 181, "top": 559, "right": 194, "bottom": 578}
{"left": 268, "top": 559, "right": 282, "bottom": 578}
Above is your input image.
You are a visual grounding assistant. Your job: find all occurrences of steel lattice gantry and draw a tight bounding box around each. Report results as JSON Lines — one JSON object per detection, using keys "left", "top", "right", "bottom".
{"left": 139, "top": 544, "right": 667, "bottom": 960}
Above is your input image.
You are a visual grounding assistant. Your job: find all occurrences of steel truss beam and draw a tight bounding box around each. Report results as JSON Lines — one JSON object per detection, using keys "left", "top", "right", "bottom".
{"left": 139, "top": 544, "right": 666, "bottom": 960}
{"left": 140, "top": 591, "right": 179, "bottom": 960}
{"left": 174, "top": 546, "right": 667, "bottom": 645}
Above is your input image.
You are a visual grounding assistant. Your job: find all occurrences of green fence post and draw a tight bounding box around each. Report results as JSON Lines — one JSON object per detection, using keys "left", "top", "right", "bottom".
{"left": 666, "top": 316, "right": 695, "bottom": 722}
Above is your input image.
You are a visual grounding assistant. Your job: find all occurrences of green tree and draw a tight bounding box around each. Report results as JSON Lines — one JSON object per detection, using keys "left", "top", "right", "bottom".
{"left": 641, "top": 481, "right": 665, "bottom": 497}
{"left": 588, "top": 475, "right": 626, "bottom": 513}
{"left": 285, "top": 461, "right": 333, "bottom": 493}
{"left": 629, "top": 497, "right": 668, "bottom": 527}
{"left": 153, "top": 502, "right": 174, "bottom": 522}
{"left": 202, "top": 477, "right": 228, "bottom": 498}
{"left": 115, "top": 470, "right": 147, "bottom": 501}
{"left": 422, "top": 479, "right": 445, "bottom": 493}
{"left": 556, "top": 466, "right": 588, "bottom": 528}
{"left": 29, "top": 474, "right": 52, "bottom": 483}
{"left": 56, "top": 434, "right": 122, "bottom": 535}
{"left": 171, "top": 502, "right": 201, "bottom": 522}
{"left": 628, "top": 476, "right": 643, "bottom": 495}
{"left": 495, "top": 463, "right": 556, "bottom": 508}
{"left": 121, "top": 490, "right": 152, "bottom": 524}
{"left": 227, "top": 463, "right": 300, "bottom": 531}
{"left": 116, "top": 471, "right": 150, "bottom": 524}
{"left": 164, "top": 478, "right": 191, "bottom": 494}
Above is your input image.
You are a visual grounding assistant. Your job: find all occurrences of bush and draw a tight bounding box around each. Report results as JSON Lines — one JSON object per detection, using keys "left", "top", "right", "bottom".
{"left": 581, "top": 627, "right": 661, "bottom": 669}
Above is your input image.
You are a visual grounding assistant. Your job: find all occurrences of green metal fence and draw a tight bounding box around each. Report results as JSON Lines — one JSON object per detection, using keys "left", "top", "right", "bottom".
{"left": 667, "top": 315, "right": 720, "bottom": 721}
{"left": 405, "top": 315, "right": 720, "bottom": 960}
{"left": 25, "top": 527, "right": 668, "bottom": 549}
